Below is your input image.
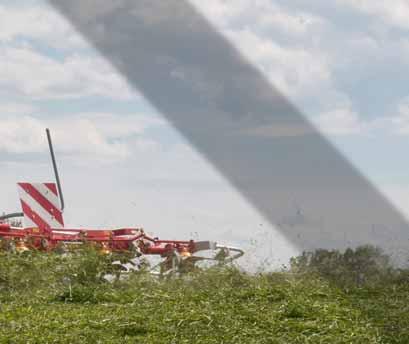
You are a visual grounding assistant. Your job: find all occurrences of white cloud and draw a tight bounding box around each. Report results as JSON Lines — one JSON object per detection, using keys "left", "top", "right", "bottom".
{"left": 387, "top": 98, "right": 409, "bottom": 135}
{"left": 190, "top": 0, "right": 332, "bottom": 102}
{"left": 313, "top": 106, "right": 367, "bottom": 136}
{"left": 191, "top": 0, "right": 358, "bottom": 121}
{"left": 0, "top": 116, "right": 45, "bottom": 153}
{"left": 308, "top": 97, "right": 409, "bottom": 137}
{"left": 191, "top": 0, "right": 409, "bottom": 139}
{"left": 337, "top": 0, "right": 409, "bottom": 30}
{"left": 0, "top": 3, "right": 87, "bottom": 50}
{"left": 190, "top": 1, "right": 409, "bottom": 140}
{"left": 237, "top": 106, "right": 372, "bottom": 138}
{"left": 239, "top": 101, "right": 409, "bottom": 139}
{"left": 0, "top": 3, "right": 136, "bottom": 101}
{"left": 0, "top": 112, "right": 163, "bottom": 163}
{"left": 0, "top": 102, "right": 36, "bottom": 115}
{"left": 190, "top": 0, "right": 325, "bottom": 37}
{"left": 0, "top": 45, "right": 134, "bottom": 100}
{"left": 62, "top": 112, "right": 165, "bottom": 139}
{"left": 192, "top": 0, "right": 409, "bottom": 137}
{"left": 240, "top": 121, "right": 312, "bottom": 138}
{"left": 224, "top": 28, "right": 332, "bottom": 100}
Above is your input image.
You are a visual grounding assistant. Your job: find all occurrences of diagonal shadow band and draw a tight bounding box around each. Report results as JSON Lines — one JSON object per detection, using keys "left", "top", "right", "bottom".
{"left": 47, "top": 0, "right": 409, "bottom": 262}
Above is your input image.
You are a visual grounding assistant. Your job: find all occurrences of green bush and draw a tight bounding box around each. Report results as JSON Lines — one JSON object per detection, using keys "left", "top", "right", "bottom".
{"left": 290, "top": 245, "right": 395, "bottom": 287}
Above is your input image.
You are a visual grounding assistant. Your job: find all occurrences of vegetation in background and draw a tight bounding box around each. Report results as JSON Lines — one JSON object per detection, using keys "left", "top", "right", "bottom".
{"left": 0, "top": 245, "right": 408, "bottom": 343}
{"left": 290, "top": 245, "right": 395, "bottom": 287}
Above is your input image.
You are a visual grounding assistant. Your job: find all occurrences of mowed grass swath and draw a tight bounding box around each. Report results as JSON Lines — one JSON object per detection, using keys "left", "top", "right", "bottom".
{"left": 0, "top": 246, "right": 409, "bottom": 343}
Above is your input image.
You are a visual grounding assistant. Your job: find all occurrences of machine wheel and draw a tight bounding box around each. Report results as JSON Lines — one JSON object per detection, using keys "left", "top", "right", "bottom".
{"left": 40, "top": 238, "right": 49, "bottom": 250}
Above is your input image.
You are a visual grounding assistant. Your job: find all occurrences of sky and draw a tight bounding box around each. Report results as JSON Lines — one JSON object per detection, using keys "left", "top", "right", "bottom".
{"left": 1, "top": 0, "right": 409, "bottom": 268}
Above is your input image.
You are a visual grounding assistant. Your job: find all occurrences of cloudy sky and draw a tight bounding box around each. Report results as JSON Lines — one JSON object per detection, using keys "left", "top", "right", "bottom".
{"left": 1, "top": 0, "right": 409, "bottom": 267}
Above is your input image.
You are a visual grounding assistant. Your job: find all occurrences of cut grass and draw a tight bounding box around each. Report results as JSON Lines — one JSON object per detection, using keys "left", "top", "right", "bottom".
{"left": 0, "top": 249, "right": 408, "bottom": 343}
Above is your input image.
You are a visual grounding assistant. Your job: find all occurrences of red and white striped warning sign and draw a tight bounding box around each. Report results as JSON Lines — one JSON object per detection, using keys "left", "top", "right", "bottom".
{"left": 17, "top": 182, "right": 64, "bottom": 230}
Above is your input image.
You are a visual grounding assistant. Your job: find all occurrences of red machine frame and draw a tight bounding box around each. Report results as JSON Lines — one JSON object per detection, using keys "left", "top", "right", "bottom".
{"left": 0, "top": 129, "right": 244, "bottom": 274}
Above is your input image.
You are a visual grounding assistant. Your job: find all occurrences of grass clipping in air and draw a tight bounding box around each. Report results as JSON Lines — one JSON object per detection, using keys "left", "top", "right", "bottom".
{"left": 0, "top": 245, "right": 408, "bottom": 343}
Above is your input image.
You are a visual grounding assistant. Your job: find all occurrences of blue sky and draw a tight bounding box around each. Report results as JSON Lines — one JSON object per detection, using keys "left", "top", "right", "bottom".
{"left": 1, "top": 0, "right": 409, "bottom": 267}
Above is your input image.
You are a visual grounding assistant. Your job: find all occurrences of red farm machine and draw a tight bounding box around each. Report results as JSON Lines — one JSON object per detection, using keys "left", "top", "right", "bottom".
{"left": 0, "top": 129, "right": 244, "bottom": 275}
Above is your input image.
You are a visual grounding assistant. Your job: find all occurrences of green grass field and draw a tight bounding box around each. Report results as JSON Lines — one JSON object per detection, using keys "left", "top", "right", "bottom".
{"left": 0, "top": 247, "right": 408, "bottom": 343}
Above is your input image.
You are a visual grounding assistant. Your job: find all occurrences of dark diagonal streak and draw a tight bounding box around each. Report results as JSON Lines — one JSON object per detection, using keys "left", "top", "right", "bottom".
{"left": 47, "top": 0, "right": 409, "bottom": 262}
